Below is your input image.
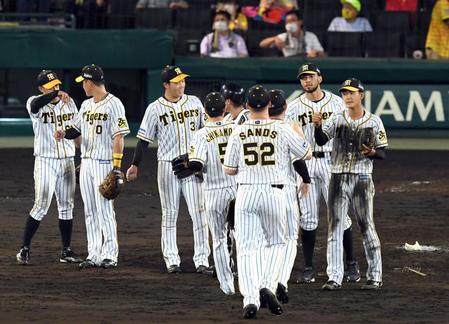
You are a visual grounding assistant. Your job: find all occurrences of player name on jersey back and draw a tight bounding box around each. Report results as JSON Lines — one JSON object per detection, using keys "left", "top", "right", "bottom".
{"left": 224, "top": 120, "right": 311, "bottom": 185}
{"left": 137, "top": 95, "right": 205, "bottom": 161}
{"left": 26, "top": 96, "right": 77, "bottom": 159}
{"left": 189, "top": 121, "right": 236, "bottom": 190}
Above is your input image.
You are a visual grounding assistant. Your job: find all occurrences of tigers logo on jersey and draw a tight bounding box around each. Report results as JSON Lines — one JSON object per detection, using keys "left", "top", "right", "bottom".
{"left": 297, "top": 110, "right": 333, "bottom": 127}
{"left": 83, "top": 111, "right": 109, "bottom": 125}
{"left": 118, "top": 118, "right": 127, "bottom": 129}
{"left": 42, "top": 112, "right": 75, "bottom": 126}
{"left": 159, "top": 108, "right": 200, "bottom": 126}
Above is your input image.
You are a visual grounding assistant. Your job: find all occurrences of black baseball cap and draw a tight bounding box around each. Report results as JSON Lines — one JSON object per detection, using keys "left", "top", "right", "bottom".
{"left": 268, "top": 89, "right": 286, "bottom": 109}
{"left": 220, "top": 82, "right": 245, "bottom": 106}
{"left": 161, "top": 65, "right": 189, "bottom": 83}
{"left": 204, "top": 92, "right": 225, "bottom": 116}
{"left": 297, "top": 63, "right": 321, "bottom": 79}
{"left": 339, "top": 78, "right": 365, "bottom": 92}
{"left": 37, "top": 70, "right": 62, "bottom": 90}
{"left": 75, "top": 64, "right": 105, "bottom": 83}
{"left": 247, "top": 85, "right": 269, "bottom": 110}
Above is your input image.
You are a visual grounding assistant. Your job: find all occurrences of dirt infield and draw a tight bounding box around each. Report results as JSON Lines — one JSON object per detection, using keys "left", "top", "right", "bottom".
{"left": 1, "top": 148, "right": 448, "bottom": 323}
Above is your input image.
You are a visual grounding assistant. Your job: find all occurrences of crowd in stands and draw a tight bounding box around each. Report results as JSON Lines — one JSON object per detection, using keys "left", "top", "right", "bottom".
{"left": 1, "top": 0, "right": 448, "bottom": 59}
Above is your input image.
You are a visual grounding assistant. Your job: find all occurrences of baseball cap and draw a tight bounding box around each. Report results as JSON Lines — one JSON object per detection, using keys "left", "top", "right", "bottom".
{"left": 247, "top": 85, "right": 270, "bottom": 110}
{"left": 268, "top": 89, "right": 286, "bottom": 110}
{"left": 204, "top": 92, "right": 225, "bottom": 116}
{"left": 161, "top": 65, "right": 189, "bottom": 83}
{"left": 341, "top": 0, "right": 361, "bottom": 12}
{"left": 297, "top": 63, "right": 321, "bottom": 79}
{"left": 37, "top": 70, "right": 62, "bottom": 90}
{"left": 75, "top": 64, "right": 104, "bottom": 83}
{"left": 220, "top": 82, "right": 245, "bottom": 106}
{"left": 339, "top": 78, "right": 365, "bottom": 92}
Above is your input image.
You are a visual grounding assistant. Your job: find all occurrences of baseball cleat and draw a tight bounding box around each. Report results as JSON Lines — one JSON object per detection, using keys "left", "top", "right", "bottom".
{"left": 276, "top": 283, "right": 289, "bottom": 304}
{"left": 196, "top": 265, "right": 214, "bottom": 276}
{"left": 260, "top": 288, "right": 283, "bottom": 315}
{"left": 100, "top": 259, "right": 117, "bottom": 269}
{"left": 60, "top": 247, "right": 83, "bottom": 263}
{"left": 345, "top": 261, "right": 361, "bottom": 282}
{"left": 297, "top": 266, "right": 316, "bottom": 284}
{"left": 361, "top": 280, "right": 382, "bottom": 290}
{"left": 79, "top": 259, "right": 96, "bottom": 269}
{"left": 167, "top": 264, "right": 181, "bottom": 274}
{"left": 16, "top": 247, "right": 30, "bottom": 265}
{"left": 243, "top": 304, "right": 257, "bottom": 319}
{"left": 322, "top": 280, "right": 342, "bottom": 291}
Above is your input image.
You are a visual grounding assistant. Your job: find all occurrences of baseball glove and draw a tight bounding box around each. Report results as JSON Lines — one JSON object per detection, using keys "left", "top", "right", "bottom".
{"left": 99, "top": 168, "right": 125, "bottom": 200}
{"left": 226, "top": 199, "right": 236, "bottom": 231}
{"left": 171, "top": 154, "right": 194, "bottom": 179}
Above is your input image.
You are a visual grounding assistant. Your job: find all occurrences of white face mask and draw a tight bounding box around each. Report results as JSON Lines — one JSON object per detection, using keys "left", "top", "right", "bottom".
{"left": 213, "top": 21, "right": 228, "bottom": 32}
{"left": 285, "top": 22, "right": 298, "bottom": 33}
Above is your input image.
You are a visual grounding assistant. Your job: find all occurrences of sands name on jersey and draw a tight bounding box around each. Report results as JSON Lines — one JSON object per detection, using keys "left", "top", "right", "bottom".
{"left": 42, "top": 112, "right": 75, "bottom": 127}
{"left": 239, "top": 127, "right": 277, "bottom": 140}
{"left": 83, "top": 111, "right": 109, "bottom": 125}
{"left": 206, "top": 126, "right": 233, "bottom": 142}
{"left": 297, "top": 110, "right": 334, "bottom": 126}
{"left": 159, "top": 108, "right": 200, "bottom": 126}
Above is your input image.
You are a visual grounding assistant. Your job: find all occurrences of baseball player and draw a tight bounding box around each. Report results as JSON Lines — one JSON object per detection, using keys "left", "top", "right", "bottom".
{"left": 221, "top": 82, "right": 250, "bottom": 124}
{"left": 55, "top": 64, "right": 129, "bottom": 269}
{"left": 223, "top": 85, "right": 312, "bottom": 319}
{"left": 188, "top": 92, "right": 237, "bottom": 295}
{"left": 126, "top": 65, "right": 211, "bottom": 274}
{"left": 16, "top": 70, "right": 82, "bottom": 265}
{"left": 285, "top": 63, "right": 360, "bottom": 284}
{"left": 315, "top": 78, "right": 387, "bottom": 291}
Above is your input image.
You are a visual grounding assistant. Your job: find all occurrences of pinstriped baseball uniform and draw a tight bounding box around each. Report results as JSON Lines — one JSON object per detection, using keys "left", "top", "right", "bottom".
{"left": 26, "top": 95, "right": 77, "bottom": 222}
{"left": 285, "top": 90, "right": 352, "bottom": 231}
{"left": 224, "top": 119, "right": 311, "bottom": 308}
{"left": 137, "top": 94, "right": 210, "bottom": 269}
{"left": 223, "top": 108, "right": 250, "bottom": 125}
{"left": 322, "top": 109, "right": 388, "bottom": 285}
{"left": 189, "top": 120, "right": 237, "bottom": 295}
{"left": 71, "top": 93, "right": 130, "bottom": 265}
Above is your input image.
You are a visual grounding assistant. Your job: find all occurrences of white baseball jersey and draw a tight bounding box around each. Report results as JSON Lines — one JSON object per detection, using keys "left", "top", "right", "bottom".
{"left": 26, "top": 96, "right": 77, "bottom": 158}
{"left": 285, "top": 90, "right": 344, "bottom": 153}
{"left": 137, "top": 95, "right": 205, "bottom": 161}
{"left": 223, "top": 108, "right": 250, "bottom": 125}
{"left": 322, "top": 109, "right": 388, "bottom": 174}
{"left": 224, "top": 120, "right": 311, "bottom": 185}
{"left": 71, "top": 93, "right": 130, "bottom": 159}
{"left": 189, "top": 120, "right": 236, "bottom": 190}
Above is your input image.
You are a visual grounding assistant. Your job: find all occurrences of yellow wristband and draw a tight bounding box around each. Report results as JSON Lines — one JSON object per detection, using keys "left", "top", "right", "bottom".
{"left": 113, "top": 153, "right": 123, "bottom": 168}
{"left": 113, "top": 153, "right": 123, "bottom": 159}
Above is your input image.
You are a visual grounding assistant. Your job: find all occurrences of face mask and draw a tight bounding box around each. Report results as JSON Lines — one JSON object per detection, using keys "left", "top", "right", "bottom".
{"left": 213, "top": 21, "right": 228, "bottom": 32}
{"left": 342, "top": 8, "right": 356, "bottom": 21}
{"left": 285, "top": 22, "right": 298, "bottom": 33}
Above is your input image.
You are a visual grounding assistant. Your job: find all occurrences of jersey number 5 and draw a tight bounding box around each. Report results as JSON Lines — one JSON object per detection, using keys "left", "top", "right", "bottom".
{"left": 217, "top": 142, "right": 227, "bottom": 164}
{"left": 243, "top": 142, "right": 275, "bottom": 166}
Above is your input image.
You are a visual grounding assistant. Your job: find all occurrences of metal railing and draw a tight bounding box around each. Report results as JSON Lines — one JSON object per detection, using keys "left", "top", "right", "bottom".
{"left": 0, "top": 13, "right": 76, "bottom": 29}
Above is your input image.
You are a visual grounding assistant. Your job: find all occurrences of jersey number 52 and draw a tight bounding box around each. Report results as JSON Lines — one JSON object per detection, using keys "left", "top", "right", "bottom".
{"left": 243, "top": 142, "right": 275, "bottom": 166}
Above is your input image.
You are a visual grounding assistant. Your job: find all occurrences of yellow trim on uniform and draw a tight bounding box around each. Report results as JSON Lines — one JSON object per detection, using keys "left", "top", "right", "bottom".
{"left": 136, "top": 133, "right": 154, "bottom": 143}
{"left": 339, "top": 86, "right": 360, "bottom": 92}
{"left": 75, "top": 76, "right": 85, "bottom": 83}
{"left": 170, "top": 73, "right": 189, "bottom": 83}
{"left": 299, "top": 71, "right": 318, "bottom": 76}
{"left": 189, "top": 157, "right": 205, "bottom": 164}
{"left": 112, "top": 129, "right": 130, "bottom": 138}
{"left": 42, "top": 79, "right": 62, "bottom": 90}
{"left": 223, "top": 164, "right": 237, "bottom": 169}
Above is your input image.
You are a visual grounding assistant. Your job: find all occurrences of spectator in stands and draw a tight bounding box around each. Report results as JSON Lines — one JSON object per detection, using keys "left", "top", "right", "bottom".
{"left": 200, "top": 10, "right": 248, "bottom": 58}
{"left": 259, "top": 9, "right": 325, "bottom": 58}
{"left": 136, "top": 0, "right": 188, "bottom": 10}
{"left": 65, "top": 0, "right": 85, "bottom": 28}
{"left": 425, "top": 0, "right": 449, "bottom": 59}
{"left": 242, "top": 0, "right": 297, "bottom": 24}
{"left": 216, "top": 0, "right": 248, "bottom": 32}
{"left": 83, "top": 0, "right": 107, "bottom": 29}
{"left": 16, "top": 0, "right": 50, "bottom": 14}
{"left": 327, "top": 0, "right": 372, "bottom": 32}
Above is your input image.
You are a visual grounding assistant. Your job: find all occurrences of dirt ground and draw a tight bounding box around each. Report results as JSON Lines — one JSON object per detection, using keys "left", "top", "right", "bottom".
{"left": 1, "top": 148, "right": 448, "bottom": 323}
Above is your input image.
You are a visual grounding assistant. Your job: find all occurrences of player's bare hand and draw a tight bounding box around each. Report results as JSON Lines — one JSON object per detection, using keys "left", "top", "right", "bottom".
{"left": 126, "top": 165, "right": 138, "bottom": 182}
{"left": 274, "top": 37, "right": 285, "bottom": 50}
{"left": 54, "top": 129, "right": 65, "bottom": 140}
{"left": 298, "top": 182, "right": 310, "bottom": 197}
{"left": 312, "top": 112, "right": 323, "bottom": 127}
{"left": 360, "top": 144, "right": 375, "bottom": 157}
{"left": 57, "top": 91, "right": 70, "bottom": 103}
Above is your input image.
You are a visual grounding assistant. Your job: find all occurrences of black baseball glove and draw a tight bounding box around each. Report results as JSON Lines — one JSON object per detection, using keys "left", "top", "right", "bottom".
{"left": 171, "top": 154, "right": 194, "bottom": 179}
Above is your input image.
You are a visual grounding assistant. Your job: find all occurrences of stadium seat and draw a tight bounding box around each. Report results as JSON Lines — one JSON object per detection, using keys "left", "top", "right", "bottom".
{"left": 375, "top": 11, "right": 411, "bottom": 33}
{"left": 247, "top": 30, "right": 282, "bottom": 57}
{"left": 135, "top": 8, "right": 174, "bottom": 30}
{"left": 173, "top": 29, "right": 204, "bottom": 55}
{"left": 366, "top": 32, "right": 404, "bottom": 57}
{"left": 405, "top": 32, "right": 426, "bottom": 58}
{"left": 326, "top": 32, "right": 365, "bottom": 57}
{"left": 174, "top": 8, "right": 212, "bottom": 31}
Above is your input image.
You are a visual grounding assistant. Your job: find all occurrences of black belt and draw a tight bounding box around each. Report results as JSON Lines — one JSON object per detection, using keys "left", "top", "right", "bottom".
{"left": 312, "top": 152, "right": 326, "bottom": 158}
{"left": 271, "top": 184, "right": 284, "bottom": 189}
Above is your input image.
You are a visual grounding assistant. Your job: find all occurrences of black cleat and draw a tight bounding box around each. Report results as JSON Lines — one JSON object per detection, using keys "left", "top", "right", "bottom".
{"left": 276, "top": 283, "right": 289, "bottom": 304}
{"left": 361, "top": 280, "right": 382, "bottom": 290}
{"left": 243, "top": 304, "right": 257, "bottom": 319}
{"left": 345, "top": 261, "right": 361, "bottom": 282}
{"left": 260, "top": 288, "right": 283, "bottom": 315}
{"left": 167, "top": 264, "right": 181, "bottom": 274}
{"left": 60, "top": 247, "right": 83, "bottom": 263}
{"left": 297, "top": 266, "right": 315, "bottom": 284}
{"left": 100, "top": 259, "right": 117, "bottom": 269}
{"left": 196, "top": 265, "right": 214, "bottom": 275}
{"left": 79, "top": 259, "right": 96, "bottom": 269}
{"left": 16, "top": 247, "right": 30, "bottom": 265}
{"left": 322, "top": 280, "right": 341, "bottom": 291}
